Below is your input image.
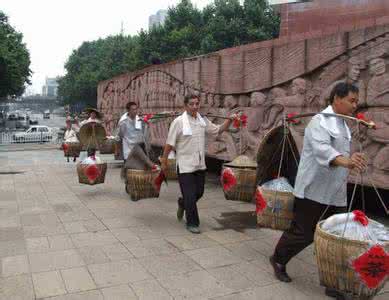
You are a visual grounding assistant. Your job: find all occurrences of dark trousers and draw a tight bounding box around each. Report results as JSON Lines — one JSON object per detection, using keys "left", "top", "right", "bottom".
{"left": 273, "top": 197, "right": 346, "bottom": 265}
{"left": 177, "top": 169, "right": 205, "bottom": 227}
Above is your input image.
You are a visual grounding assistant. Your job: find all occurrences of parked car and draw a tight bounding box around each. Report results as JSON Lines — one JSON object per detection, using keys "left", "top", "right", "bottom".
{"left": 13, "top": 125, "right": 53, "bottom": 143}
{"left": 43, "top": 110, "right": 50, "bottom": 119}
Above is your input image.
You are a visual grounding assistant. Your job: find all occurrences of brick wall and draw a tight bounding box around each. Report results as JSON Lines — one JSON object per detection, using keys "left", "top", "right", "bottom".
{"left": 280, "top": 0, "right": 389, "bottom": 39}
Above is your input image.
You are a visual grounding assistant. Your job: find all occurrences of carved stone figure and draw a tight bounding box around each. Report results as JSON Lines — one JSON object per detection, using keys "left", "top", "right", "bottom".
{"left": 366, "top": 57, "right": 389, "bottom": 107}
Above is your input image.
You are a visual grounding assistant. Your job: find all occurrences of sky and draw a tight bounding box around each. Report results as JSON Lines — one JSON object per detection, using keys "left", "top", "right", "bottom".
{"left": 0, "top": 0, "right": 216, "bottom": 95}
{"left": 1, "top": 0, "right": 288, "bottom": 95}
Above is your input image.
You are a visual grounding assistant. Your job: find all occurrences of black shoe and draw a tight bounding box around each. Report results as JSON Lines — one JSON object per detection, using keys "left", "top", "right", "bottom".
{"left": 269, "top": 256, "right": 292, "bottom": 283}
{"left": 177, "top": 198, "right": 184, "bottom": 221}
{"left": 325, "top": 288, "right": 346, "bottom": 300}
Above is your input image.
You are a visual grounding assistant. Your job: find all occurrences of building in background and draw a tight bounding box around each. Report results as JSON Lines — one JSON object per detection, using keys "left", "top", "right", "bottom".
{"left": 41, "top": 77, "right": 59, "bottom": 97}
{"left": 148, "top": 9, "right": 168, "bottom": 29}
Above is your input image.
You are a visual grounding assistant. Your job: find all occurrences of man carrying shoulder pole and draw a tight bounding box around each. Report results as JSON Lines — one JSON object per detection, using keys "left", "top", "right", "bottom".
{"left": 160, "top": 94, "right": 236, "bottom": 234}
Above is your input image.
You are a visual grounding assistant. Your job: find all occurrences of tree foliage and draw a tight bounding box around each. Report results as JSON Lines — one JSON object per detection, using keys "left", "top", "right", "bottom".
{"left": 0, "top": 11, "right": 31, "bottom": 99}
{"left": 59, "top": 0, "right": 280, "bottom": 107}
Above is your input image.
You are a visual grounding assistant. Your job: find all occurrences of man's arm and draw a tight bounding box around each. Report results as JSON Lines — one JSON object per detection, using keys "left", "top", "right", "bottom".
{"left": 330, "top": 153, "right": 367, "bottom": 172}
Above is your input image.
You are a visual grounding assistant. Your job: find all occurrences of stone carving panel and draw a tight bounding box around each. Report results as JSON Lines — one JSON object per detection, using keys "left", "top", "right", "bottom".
{"left": 98, "top": 31, "right": 389, "bottom": 190}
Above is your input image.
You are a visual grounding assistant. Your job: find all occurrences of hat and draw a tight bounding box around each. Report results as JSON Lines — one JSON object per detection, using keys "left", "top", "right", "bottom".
{"left": 84, "top": 108, "right": 103, "bottom": 119}
{"left": 224, "top": 155, "right": 257, "bottom": 169}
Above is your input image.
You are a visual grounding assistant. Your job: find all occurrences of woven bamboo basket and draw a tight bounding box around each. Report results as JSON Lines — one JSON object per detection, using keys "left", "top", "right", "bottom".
{"left": 165, "top": 158, "right": 177, "bottom": 180}
{"left": 114, "top": 140, "right": 124, "bottom": 160}
{"left": 76, "top": 163, "right": 107, "bottom": 185}
{"left": 63, "top": 142, "right": 82, "bottom": 158}
{"left": 99, "top": 139, "right": 115, "bottom": 154}
{"left": 222, "top": 155, "right": 257, "bottom": 202}
{"left": 222, "top": 166, "right": 257, "bottom": 202}
{"left": 126, "top": 169, "right": 160, "bottom": 201}
{"left": 256, "top": 187, "right": 294, "bottom": 231}
{"left": 314, "top": 221, "right": 389, "bottom": 299}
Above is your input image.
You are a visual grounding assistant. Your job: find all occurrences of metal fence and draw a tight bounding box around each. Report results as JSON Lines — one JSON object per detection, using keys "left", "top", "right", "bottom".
{"left": 0, "top": 128, "right": 63, "bottom": 145}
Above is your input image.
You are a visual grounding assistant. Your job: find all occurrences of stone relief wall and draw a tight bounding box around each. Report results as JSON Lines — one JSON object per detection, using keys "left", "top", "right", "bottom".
{"left": 98, "top": 27, "right": 389, "bottom": 190}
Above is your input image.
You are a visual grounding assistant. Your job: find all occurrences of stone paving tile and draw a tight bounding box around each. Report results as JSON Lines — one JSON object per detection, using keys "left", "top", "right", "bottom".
{"left": 100, "top": 242, "right": 134, "bottom": 261}
{"left": 207, "top": 265, "right": 260, "bottom": 292}
{"left": 29, "top": 249, "right": 85, "bottom": 272}
{"left": 158, "top": 270, "right": 234, "bottom": 299}
{"left": 165, "top": 234, "right": 219, "bottom": 251}
{"left": 0, "top": 227, "right": 24, "bottom": 241}
{"left": 0, "top": 274, "right": 34, "bottom": 300}
{"left": 41, "top": 290, "right": 104, "bottom": 300}
{"left": 63, "top": 219, "right": 107, "bottom": 234}
{"left": 1, "top": 254, "right": 29, "bottom": 277}
{"left": 77, "top": 246, "right": 110, "bottom": 265}
{"left": 87, "top": 259, "right": 152, "bottom": 287}
{"left": 222, "top": 241, "right": 264, "bottom": 261}
{"left": 123, "top": 238, "right": 180, "bottom": 258}
{"left": 23, "top": 223, "right": 67, "bottom": 238}
{"left": 60, "top": 267, "right": 96, "bottom": 293}
{"left": 109, "top": 227, "right": 141, "bottom": 243}
{"left": 100, "top": 284, "right": 138, "bottom": 300}
{"left": 48, "top": 234, "right": 75, "bottom": 251}
{"left": 204, "top": 229, "right": 253, "bottom": 244}
{"left": 213, "top": 282, "right": 312, "bottom": 300}
{"left": 32, "top": 270, "right": 67, "bottom": 298}
{"left": 26, "top": 236, "right": 50, "bottom": 253}
{"left": 138, "top": 253, "right": 202, "bottom": 278}
{"left": 70, "top": 230, "right": 118, "bottom": 248}
{"left": 0, "top": 239, "right": 26, "bottom": 258}
{"left": 184, "top": 246, "right": 243, "bottom": 269}
{"left": 130, "top": 279, "right": 173, "bottom": 300}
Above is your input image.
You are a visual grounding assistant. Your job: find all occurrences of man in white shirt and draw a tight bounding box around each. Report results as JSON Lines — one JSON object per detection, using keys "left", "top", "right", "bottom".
{"left": 160, "top": 95, "right": 236, "bottom": 234}
{"left": 270, "top": 82, "right": 367, "bottom": 298}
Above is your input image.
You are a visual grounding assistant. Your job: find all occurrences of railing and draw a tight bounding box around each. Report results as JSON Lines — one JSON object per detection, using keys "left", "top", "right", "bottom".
{"left": 0, "top": 128, "right": 63, "bottom": 145}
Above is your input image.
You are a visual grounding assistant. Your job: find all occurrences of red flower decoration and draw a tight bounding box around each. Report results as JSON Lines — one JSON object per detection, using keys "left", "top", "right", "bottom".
{"left": 153, "top": 170, "right": 166, "bottom": 191}
{"left": 84, "top": 165, "right": 100, "bottom": 183}
{"left": 221, "top": 168, "right": 237, "bottom": 192}
{"left": 63, "top": 143, "right": 69, "bottom": 154}
{"left": 143, "top": 114, "right": 154, "bottom": 124}
{"left": 232, "top": 114, "right": 248, "bottom": 129}
{"left": 287, "top": 113, "right": 299, "bottom": 124}
{"left": 240, "top": 114, "right": 248, "bottom": 127}
{"left": 353, "top": 210, "right": 369, "bottom": 227}
{"left": 255, "top": 187, "right": 267, "bottom": 214}
{"left": 356, "top": 112, "right": 367, "bottom": 121}
{"left": 352, "top": 245, "right": 389, "bottom": 289}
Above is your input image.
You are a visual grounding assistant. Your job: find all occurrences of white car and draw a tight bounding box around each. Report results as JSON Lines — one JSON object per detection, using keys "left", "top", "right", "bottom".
{"left": 13, "top": 125, "right": 53, "bottom": 143}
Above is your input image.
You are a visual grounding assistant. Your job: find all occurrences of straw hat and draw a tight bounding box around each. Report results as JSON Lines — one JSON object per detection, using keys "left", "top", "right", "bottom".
{"left": 84, "top": 108, "right": 103, "bottom": 119}
{"left": 224, "top": 155, "right": 257, "bottom": 168}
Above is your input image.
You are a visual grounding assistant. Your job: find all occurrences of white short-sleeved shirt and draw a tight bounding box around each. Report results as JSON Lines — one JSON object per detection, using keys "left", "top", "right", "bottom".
{"left": 166, "top": 114, "right": 220, "bottom": 174}
{"left": 293, "top": 115, "right": 351, "bottom": 207}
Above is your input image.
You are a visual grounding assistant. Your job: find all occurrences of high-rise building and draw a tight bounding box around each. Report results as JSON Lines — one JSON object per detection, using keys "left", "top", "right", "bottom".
{"left": 41, "top": 77, "right": 59, "bottom": 97}
{"left": 148, "top": 9, "right": 168, "bottom": 29}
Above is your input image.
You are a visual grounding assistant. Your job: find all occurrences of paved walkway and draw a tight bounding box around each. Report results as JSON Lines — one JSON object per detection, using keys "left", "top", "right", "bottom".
{"left": 0, "top": 150, "right": 387, "bottom": 299}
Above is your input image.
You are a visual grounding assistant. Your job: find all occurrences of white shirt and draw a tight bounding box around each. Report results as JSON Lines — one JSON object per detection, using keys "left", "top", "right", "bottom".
{"left": 118, "top": 115, "right": 147, "bottom": 159}
{"left": 166, "top": 114, "right": 220, "bottom": 174}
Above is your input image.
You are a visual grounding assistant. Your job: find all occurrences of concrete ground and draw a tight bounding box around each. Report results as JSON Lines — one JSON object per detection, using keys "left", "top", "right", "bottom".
{"left": 0, "top": 149, "right": 387, "bottom": 299}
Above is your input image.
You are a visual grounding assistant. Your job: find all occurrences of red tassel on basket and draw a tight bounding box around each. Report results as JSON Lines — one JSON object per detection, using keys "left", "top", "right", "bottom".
{"left": 63, "top": 143, "right": 69, "bottom": 154}
{"left": 353, "top": 210, "right": 369, "bottom": 226}
{"left": 154, "top": 170, "right": 166, "bottom": 191}
{"left": 85, "top": 164, "right": 100, "bottom": 183}
{"left": 352, "top": 245, "right": 389, "bottom": 289}
{"left": 255, "top": 187, "right": 267, "bottom": 214}
{"left": 221, "top": 168, "right": 237, "bottom": 192}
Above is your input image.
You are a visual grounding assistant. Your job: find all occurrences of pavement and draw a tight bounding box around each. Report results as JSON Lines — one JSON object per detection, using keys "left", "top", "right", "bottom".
{"left": 0, "top": 149, "right": 387, "bottom": 299}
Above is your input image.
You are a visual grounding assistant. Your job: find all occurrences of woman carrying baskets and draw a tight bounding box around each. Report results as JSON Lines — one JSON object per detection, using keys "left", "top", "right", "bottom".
{"left": 270, "top": 82, "right": 367, "bottom": 298}
{"left": 160, "top": 94, "right": 237, "bottom": 234}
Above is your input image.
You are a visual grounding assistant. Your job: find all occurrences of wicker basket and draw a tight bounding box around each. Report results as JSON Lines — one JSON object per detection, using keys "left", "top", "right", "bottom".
{"left": 76, "top": 163, "right": 107, "bottom": 185}
{"left": 222, "top": 166, "right": 256, "bottom": 202}
{"left": 99, "top": 139, "right": 115, "bottom": 154}
{"left": 63, "top": 142, "right": 82, "bottom": 158}
{"left": 126, "top": 169, "right": 160, "bottom": 201}
{"left": 165, "top": 158, "right": 177, "bottom": 180}
{"left": 256, "top": 187, "right": 294, "bottom": 231}
{"left": 314, "top": 221, "right": 389, "bottom": 299}
{"left": 114, "top": 140, "right": 124, "bottom": 160}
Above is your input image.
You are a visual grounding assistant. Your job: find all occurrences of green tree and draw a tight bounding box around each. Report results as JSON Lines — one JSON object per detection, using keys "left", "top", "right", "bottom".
{"left": 0, "top": 11, "right": 31, "bottom": 99}
{"left": 58, "top": 35, "right": 138, "bottom": 106}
